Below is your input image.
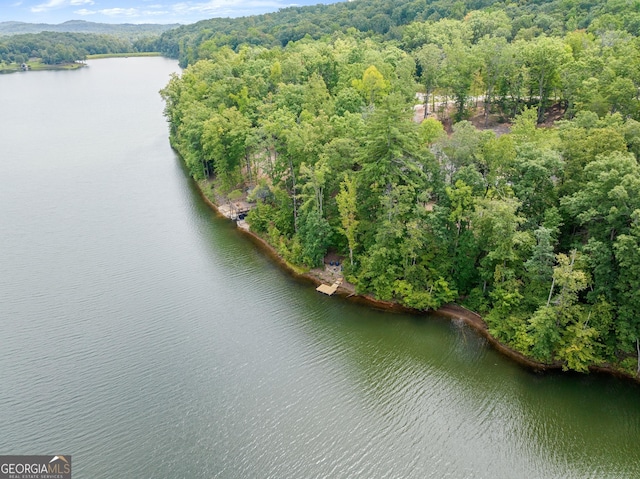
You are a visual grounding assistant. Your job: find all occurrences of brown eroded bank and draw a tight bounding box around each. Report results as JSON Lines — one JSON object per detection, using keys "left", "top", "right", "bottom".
{"left": 195, "top": 183, "right": 639, "bottom": 383}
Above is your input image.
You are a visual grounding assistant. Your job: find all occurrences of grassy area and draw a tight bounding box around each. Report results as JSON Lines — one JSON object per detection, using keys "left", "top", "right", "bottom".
{"left": 29, "top": 61, "right": 84, "bottom": 71}
{"left": 85, "top": 52, "right": 162, "bottom": 59}
{"left": 0, "top": 60, "right": 84, "bottom": 73}
{"left": 0, "top": 53, "right": 161, "bottom": 73}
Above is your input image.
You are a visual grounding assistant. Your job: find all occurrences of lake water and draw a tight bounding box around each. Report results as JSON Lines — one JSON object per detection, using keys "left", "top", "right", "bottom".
{"left": 1, "top": 57, "right": 639, "bottom": 478}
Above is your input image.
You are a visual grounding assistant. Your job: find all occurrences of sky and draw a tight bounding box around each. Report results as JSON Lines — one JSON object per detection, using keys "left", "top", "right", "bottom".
{"left": 1, "top": 0, "right": 341, "bottom": 25}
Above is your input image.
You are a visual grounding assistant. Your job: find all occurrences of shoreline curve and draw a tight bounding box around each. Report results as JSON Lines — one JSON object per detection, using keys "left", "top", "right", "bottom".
{"left": 194, "top": 180, "right": 639, "bottom": 384}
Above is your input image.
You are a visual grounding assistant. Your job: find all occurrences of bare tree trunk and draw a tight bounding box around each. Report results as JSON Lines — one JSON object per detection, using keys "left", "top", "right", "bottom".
{"left": 289, "top": 158, "right": 298, "bottom": 233}
{"left": 537, "top": 72, "right": 546, "bottom": 123}
{"left": 484, "top": 84, "right": 493, "bottom": 128}
{"left": 317, "top": 186, "right": 323, "bottom": 217}
{"left": 423, "top": 89, "right": 430, "bottom": 119}
{"left": 546, "top": 276, "right": 555, "bottom": 307}
{"left": 245, "top": 151, "right": 253, "bottom": 186}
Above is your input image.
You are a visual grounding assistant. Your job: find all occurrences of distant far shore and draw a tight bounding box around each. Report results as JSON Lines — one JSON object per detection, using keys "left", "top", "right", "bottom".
{"left": 85, "top": 52, "right": 162, "bottom": 59}
{"left": 0, "top": 53, "right": 163, "bottom": 74}
{"left": 0, "top": 60, "right": 84, "bottom": 73}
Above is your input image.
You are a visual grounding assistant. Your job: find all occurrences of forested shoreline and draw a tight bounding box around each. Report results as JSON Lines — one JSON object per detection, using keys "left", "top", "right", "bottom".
{"left": 0, "top": 31, "right": 160, "bottom": 67}
{"left": 160, "top": 0, "right": 640, "bottom": 377}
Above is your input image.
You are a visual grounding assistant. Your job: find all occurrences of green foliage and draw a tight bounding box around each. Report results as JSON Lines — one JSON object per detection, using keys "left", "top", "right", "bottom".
{"left": 509, "top": 145, "right": 562, "bottom": 225}
{"left": 352, "top": 65, "right": 390, "bottom": 105}
{"left": 0, "top": 31, "right": 155, "bottom": 65}
{"left": 556, "top": 318, "right": 600, "bottom": 372}
{"left": 486, "top": 307, "right": 531, "bottom": 354}
{"left": 336, "top": 175, "right": 359, "bottom": 266}
{"left": 519, "top": 35, "right": 569, "bottom": 122}
{"left": 299, "top": 209, "right": 332, "bottom": 267}
{"left": 202, "top": 107, "right": 250, "bottom": 192}
{"left": 357, "top": 243, "right": 400, "bottom": 301}
{"left": 392, "top": 277, "right": 457, "bottom": 311}
{"left": 527, "top": 306, "right": 561, "bottom": 362}
{"left": 160, "top": 6, "right": 640, "bottom": 374}
{"left": 612, "top": 211, "right": 640, "bottom": 352}
{"left": 246, "top": 201, "right": 275, "bottom": 234}
{"left": 334, "top": 87, "right": 365, "bottom": 115}
{"left": 419, "top": 118, "right": 446, "bottom": 145}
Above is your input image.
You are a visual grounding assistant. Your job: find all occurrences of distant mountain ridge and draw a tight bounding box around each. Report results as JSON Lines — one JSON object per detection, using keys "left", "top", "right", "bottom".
{"left": 0, "top": 20, "right": 180, "bottom": 36}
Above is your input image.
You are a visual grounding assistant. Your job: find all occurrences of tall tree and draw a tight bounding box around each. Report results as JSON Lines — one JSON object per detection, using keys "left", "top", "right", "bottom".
{"left": 358, "top": 92, "right": 427, "bottom": 232}
{"left": 475, "top": 36, "right": 510, "bottom": 126}
{"left": 336, "top": 174, "right": 359, "bottom": 266}
{"left": 415, "top": 43, "right": 443, "bottom": 117}
{"left": 352, "top": 65, "right": 390, "bottom": 106}
{"left": 442, "top": 40, "right": 478, "bottom": 121}
{"left": 520, "top": 36, "right": 569, "bottom": 123}
{"left": 201, "top": 107, "right": 251, "bottom": 192}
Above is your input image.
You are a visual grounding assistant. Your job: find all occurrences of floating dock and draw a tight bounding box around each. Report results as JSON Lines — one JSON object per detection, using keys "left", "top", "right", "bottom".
{"left": 316, "top": 277, "right": 343, "bottom": 296}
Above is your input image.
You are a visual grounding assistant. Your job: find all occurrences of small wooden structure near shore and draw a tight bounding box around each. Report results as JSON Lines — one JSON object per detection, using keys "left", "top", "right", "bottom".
{"left": 218, "top": 200, "right": 254, "bottom": 220}
{"left": 316, "top": 277, "right": 343, "bottom": 296}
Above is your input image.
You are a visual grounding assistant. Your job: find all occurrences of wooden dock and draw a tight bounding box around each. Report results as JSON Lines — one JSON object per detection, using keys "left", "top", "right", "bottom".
{"left": 218, "top": 201, "right": 254, "bottom": 220}
{"left": 316, "top": 277, "right": 343, "bottom": 296}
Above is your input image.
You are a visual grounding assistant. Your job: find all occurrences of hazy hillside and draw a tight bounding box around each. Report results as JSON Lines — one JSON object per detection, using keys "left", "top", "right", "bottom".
{"left": 0, "top": 20, "right": 180, "bottom": 38}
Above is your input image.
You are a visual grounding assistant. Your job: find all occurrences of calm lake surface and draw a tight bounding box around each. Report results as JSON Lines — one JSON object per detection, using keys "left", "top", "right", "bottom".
{"left": 1, "top": 57, "right": 639, "bottom": 478}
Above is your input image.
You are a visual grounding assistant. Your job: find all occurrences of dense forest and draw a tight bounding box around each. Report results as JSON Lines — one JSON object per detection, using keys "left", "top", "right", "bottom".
{"left": 157, "top": 0, "right": 640, "bottom": 67}
{"left": 0, "top": 31, "right": 159, "bottom": 66}
{"left": 161, "top": 0, "right": 640, "bottom": 376}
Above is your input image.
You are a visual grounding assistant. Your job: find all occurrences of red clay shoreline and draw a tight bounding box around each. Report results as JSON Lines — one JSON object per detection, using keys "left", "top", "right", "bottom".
{"left": 195, "top": 183, "right": 639, "bottom": 384}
